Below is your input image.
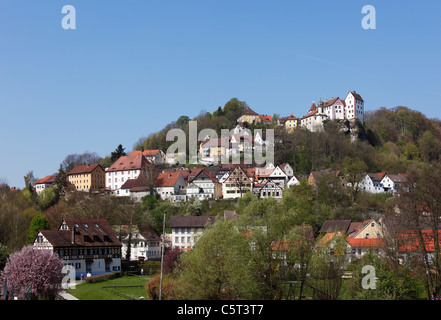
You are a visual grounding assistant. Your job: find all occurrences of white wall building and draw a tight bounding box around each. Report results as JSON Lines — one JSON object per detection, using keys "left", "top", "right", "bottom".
{"left": 105, "top": 154, "right": 152, "bottom": 194}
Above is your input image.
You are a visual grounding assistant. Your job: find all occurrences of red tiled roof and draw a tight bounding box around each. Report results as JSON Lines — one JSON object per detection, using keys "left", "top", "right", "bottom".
{"left": 259, "top": 115, "right": 272, "bottom": 122}
{"left": 68, "top": 164, "right": 103, "bottom": 175}
{"left": 107, "top": 154, "right": 151, "bottom": 172}
{"left": 346, "top": 238, "right": 385, "bottom": 248}
{"left": 35, "top": 175, "right": 57, "bottom": 185}
{"left": 397, "top": 230, "right": 441, "bottom": 252}
{"left": 129, "top": 149, "right": 162, "bottom": 157}
{"left": 242, "top": 107, "right": 259, "bottom": 116}
{"left": 155, "top": 171, "right": 183, "bottom": 187}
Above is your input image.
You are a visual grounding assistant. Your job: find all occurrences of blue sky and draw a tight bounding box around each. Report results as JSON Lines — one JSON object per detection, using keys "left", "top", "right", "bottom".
{"left": 0, "top": 0, "right": 440, "bottom": 188}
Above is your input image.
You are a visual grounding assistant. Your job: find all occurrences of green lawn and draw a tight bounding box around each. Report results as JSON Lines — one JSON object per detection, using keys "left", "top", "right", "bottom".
{"left": 68, "top": 275, "right": 152, "bottom": 300}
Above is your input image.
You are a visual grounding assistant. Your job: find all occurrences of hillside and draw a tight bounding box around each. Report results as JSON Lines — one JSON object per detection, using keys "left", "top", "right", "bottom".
{"left": 133, "top": 98, "right": 441, "bottom": 176}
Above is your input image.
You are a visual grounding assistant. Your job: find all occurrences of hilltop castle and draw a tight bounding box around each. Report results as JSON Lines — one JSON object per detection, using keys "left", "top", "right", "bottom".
{"left": 237, "top": 91, "right": 364, "bottom": 132}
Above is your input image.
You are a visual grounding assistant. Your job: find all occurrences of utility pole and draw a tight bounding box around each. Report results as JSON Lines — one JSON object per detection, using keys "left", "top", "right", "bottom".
{"left": 159, "top": 211, "right": 166, "bottom": 300}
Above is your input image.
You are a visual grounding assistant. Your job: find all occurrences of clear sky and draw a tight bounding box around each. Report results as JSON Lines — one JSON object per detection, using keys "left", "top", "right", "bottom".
{"left": 0, "top": 0, "right": 440, "bottom": 188}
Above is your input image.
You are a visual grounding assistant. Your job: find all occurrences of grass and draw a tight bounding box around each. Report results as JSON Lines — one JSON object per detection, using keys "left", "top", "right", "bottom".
{"left": 67, "top": 275, "right": 153, "bottom": 300}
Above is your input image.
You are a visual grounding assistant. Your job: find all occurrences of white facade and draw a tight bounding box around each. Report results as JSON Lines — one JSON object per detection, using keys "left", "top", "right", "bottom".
{"left": 120, "top": 233, "right": 161, "bottom": 261}
{"left": 359, "top": 174, "right": 385, "bottom": 194}
{"left": 35, "top": 182, "right": 53, "bottom": 195}
{"left": 106, "top": 169, "right": 141, "bottom": 194}
{"left": 171, "top": 226, "right": 204, "bottom": 250}
{"left": 287, "top": 175, "right": 301, "bottom": 188}
{"left": 344, "top": 91, "right": 364, "bottom": 123}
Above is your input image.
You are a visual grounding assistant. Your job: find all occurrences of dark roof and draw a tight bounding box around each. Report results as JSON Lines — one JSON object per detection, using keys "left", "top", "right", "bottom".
{"left": 350, "top": 91, "right": 364, "bottom": 102}
{"left": 40, "top": 219, "right": 121, "bottom": 247}
{"left": 242, "top": 107, "right": 259, "bottom": 116}
{"left": 319, "top": 220, "right": 353, "bottom": 234}
{"left": 169, "top": 216, "right": 217, "bottom": 228}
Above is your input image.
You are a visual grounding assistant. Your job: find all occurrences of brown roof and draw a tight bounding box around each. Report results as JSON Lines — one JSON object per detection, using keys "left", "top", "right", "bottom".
{"left": 319, "top": 220, "right": 354, "bottom": 234}
{"left": 350, "top": 91, "right": 364, "bottom": 102}
{"left": 120, "top": 174, "right": 152, "bottom": 191}
{"left": 40, "top": 219, "right": 121, "bottom": 247}
{"left": 169, "top": 215, "right": 217, "bottom": 228}
{"left": 106, "top": 154, "right": 151, "bottom": 172}
{"left": 201, "top": 137, "right": 230, "bottom": 148}
{"left": 242, "top": 107, "right": 259, "bottom": 116}
{"left": 155, "top": 171, "right": 183, "bottom": 187}
{"left": 35, "top": 174, "right": 57, "bottom": 185}
{"left": 68, "top": 164, "right": 103, "bottom": 175}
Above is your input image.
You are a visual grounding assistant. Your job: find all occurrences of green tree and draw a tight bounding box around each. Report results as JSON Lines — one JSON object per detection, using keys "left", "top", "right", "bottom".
{"left": 38, "top": 187, "right": 59, "bottom": 210}
{"left": 346, "top": 253, "right": 418, "bottom": 300}
{"left": 111, "top": 144, "right": 127, "bottom": 162}
{"left": 343, "top": 157, "right": 368, "bottom": 202}
{"left": 418, "top": 131, "right": 440, "bottom": 162}
{"left": 175, "top": 219, "right": 258, "bottom": 299}
{"left": 25, "top": 214, "right": 50, "bottom": 245}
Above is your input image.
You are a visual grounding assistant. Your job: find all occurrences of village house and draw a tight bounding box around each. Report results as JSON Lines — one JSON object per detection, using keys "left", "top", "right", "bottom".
{"left": 119, "top": 174, "right": 153, "bottom": 201}
{"left": 67, "top": 164, "right": 106, "bottom": 192}
{"left": 34, "top": 174, "right": 57, "bottom": 195}
{"left": 237, "top": 107, "right": 261, "bottom": 125}
{"left": 169, "top": 215, "right": 217, "bottom": 250}
{"left": 112, "top": 225, "right": 162, "bottom": 261}
{"left": 222, "top": 166, "right": 254, "bottom": 199}
{"left": 186, "top": 169, "right": 222, "bottom": 200}
{"left": 380, "top": 173, "right": 410, "bottom": 194}
{"left": 105, "top": 154, "right": 152, "bottom": 194}
{"left": 154, "top": 171, "right": 187, "bottom": 201}
{"left": 129, "top": 149, "right": 167, "bottom": 165}
{"left": 359, "top": 172, "right": 387, "bottom": 194}
{"left": 199, "top": 137, "right": 230, "bottom": 160}
{"left": 257, "top": 180, "right": 284, "bottom": 199}
{"left": 345, "top": 219, "right": 386, "bottom": 260}
{"left": 34, "top": 219, "right": 122, "bottom": 278}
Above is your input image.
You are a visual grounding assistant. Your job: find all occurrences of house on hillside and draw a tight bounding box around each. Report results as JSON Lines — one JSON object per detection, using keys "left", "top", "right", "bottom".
{"left": 119, "top": 174, "right": 153, "bottom": 201}
{"left": 105, "top": 154, "right": 152, "bottom": 193}
{"left": 381, "top": 174, "right": 410, "bottom": 194}
{"left": 359, "top": 172, "right": 387, "bottom": 194}
{"left": 257, "top": 180, "right": 284, "bottom": 199}
{"left": 308, "top": 169, "right": 342, "bottom": 189}
{"left": 346, "top": 219, "right": 385, "bottom": 260}
{"left": 34, "top": 219, "right": 122, "bottom": 278}
{"left": 169, "top": 215, "right": 217, "bottom": 250}
{"left": 319, "top": 220, "right": 361, "bottom": 235}
{"left": 186, "top": 169, "right": 222, "bottom": 200}
{"left": 222, "top": 166, "right": 253, "bottom": 199}
{"left": 34, "top": 175, "right": 57, "bottom": 195}
{"left": 112, "top": 225, "right": 162, "bottom": 261}
{"left": 129, "top": 149, "right": 167, "bottom": 165}
{"left": 67, "top": 164, "right": 106, "bottom": 192}
{"left": 237, "top": 107, "right": 261, "bottom": 125}
{"left": 154, "top": 171, "right": 186, "bottom": 201}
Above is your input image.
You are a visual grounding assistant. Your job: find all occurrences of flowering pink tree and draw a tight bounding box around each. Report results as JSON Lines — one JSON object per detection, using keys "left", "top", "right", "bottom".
{"left": 0, "top": 245, "right": 63, "bottom": 300}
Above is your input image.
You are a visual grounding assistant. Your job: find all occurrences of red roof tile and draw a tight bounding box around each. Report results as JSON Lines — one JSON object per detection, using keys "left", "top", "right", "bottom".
{"left": 68, "top": 164, "right": 103, "bottom": 175}
{"left": 107, "top": 154, "right": 151, "bottom": 172}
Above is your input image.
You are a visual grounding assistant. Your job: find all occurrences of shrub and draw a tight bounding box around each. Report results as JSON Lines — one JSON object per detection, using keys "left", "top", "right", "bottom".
{"left": 84, "top": 272, "right": 120, "bottom": 283}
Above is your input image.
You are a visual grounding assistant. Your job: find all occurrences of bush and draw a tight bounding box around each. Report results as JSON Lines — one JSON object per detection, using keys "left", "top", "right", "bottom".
{"left": 84, "top": 272, "right": 120, "bottom": 283}
{"left": 145, "top": 274, "right": 177, "bottom": 300}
